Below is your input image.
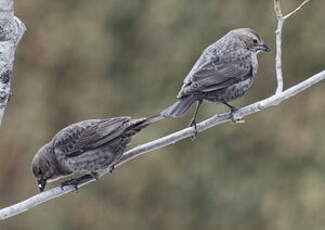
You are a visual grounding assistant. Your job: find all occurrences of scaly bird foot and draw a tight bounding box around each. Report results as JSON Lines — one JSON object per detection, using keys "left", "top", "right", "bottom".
{"left": 230, "top": 107, "right": 245, "bottom": 124}
{"left": 109, "top": 165, "right": 115, "bottom": 174}
{"left": 61, "top": 174, "right": 94, "bottom": 192}
{"left": 189, "top": 119, "right": 198, "bottom": 141}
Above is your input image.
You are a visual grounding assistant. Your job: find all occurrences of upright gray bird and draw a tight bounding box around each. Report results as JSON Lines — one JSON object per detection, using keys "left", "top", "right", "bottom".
{"left": 31, "top": 115, "right": 162, "bottom": 192}
{"left": 161, "top": 28, "right": 271, "bottom": 133}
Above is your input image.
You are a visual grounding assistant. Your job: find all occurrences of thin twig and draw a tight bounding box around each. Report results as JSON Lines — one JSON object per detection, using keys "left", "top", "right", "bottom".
{"left": 274, "top": 18, "right": 284, "bottom": 94}
{"left": 284, "top": 0, "right": 311, "bottom": 19}
{"left": 273, "top": 0, "right": 283, "bottom": 18}
{"left": 273, "top": 0, "right": 311, "bottom": 94}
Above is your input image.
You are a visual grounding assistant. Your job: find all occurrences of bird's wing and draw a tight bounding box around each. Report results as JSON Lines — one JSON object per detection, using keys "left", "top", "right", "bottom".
{"left": 177, "top": 50, "right": 253, "bottom": 98}
{"left": 52, "top": 117, "right": 131, "bottom": 157}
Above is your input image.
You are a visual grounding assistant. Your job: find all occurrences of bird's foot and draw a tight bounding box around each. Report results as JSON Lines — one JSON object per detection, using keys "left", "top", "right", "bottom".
{"left": 109, "top": 165, "right": 115, "bottom": 174}
{"left": 60, "top": 174, "right": 94, "bottom": 192}
{"left": 91, "top": 172, "right": 99, "bottom": 180}
{"left": 230, "top": 107, "right": 245, "bottom": 124}
{"left": 8, "top": 90, "right": 13, "bottom": 102}
{"left": 61, "top": 179, "right": 80, "bottom": 192}
{"left": 188, "top": 120, "right": 198, "bottom": 141}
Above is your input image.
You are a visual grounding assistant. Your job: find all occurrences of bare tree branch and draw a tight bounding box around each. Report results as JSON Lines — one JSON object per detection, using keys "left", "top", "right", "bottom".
{"left": 0, "top": 0, "right": 322, "bottom": 221}
{"left": 283, "top": 0, "right": 311, "bottom": 19}
{"left": 273, "top": 0, "right": 311, "bottom": 94}
{"left": 0, "top": 69, "right": 324, "bottom": 220}
{"left": 0, "top": 0, "right": 26, "bottom": 127}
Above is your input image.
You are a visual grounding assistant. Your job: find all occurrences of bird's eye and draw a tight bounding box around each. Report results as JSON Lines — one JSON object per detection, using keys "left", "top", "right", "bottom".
{"left": 253, "top": 39, "right": 258, "bottom": 44}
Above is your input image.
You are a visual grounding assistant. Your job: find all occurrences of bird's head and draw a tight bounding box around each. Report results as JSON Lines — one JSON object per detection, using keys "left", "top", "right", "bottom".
{"left": 230, "top": 28, "right": 271, "bottom": 53}
{"left": 31, "top": 144, "right": 57, "bottom": 192}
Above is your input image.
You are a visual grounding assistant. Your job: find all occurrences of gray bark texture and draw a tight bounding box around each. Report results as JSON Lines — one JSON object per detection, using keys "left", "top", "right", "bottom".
{"left": 0, "top": 0, "right": 26, "bottom": 127}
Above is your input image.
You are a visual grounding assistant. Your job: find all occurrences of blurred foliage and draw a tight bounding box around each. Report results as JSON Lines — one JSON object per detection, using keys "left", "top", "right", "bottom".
{"left": 1, "top": 0, "right": 325, "bottom": 229}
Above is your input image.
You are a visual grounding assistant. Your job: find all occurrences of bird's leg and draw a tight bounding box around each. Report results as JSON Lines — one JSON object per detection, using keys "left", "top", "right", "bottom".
{"left": 90, "top": 172, "right": 99, "bottom": 180}
{"left": 222, "top": 101, "right": 244, "bottom": 123}
{"left": 188, "top": 100, "right": 202, "bottom": 140}
{"left": 109, "top": 164, "right": 115, "bottom": 174}
{"left": 60, "top": 174, "right": 95, "bottom": 192}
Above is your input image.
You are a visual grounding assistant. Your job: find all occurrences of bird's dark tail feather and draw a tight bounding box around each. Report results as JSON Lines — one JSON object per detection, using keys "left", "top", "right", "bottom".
{"left": 127, "top": 114, "right": 164, "bottom": 134}
{"left": 161, "top": 95, "right": 196, "bottom": 118}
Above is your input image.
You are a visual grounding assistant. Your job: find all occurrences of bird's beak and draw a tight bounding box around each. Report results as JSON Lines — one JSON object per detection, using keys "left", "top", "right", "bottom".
{"left": 37, "top": 178, "right": 47, "bottom": 192}
{"left": 259, "top": 43, "right": 271, "bottom": 52}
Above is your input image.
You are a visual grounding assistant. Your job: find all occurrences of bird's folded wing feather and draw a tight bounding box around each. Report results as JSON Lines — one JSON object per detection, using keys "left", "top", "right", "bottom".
{"left": 178, "top": 50, "right": 252, "bottom": 97}
{"left": 52, "top": 117, "right": 131, "bottom": 157}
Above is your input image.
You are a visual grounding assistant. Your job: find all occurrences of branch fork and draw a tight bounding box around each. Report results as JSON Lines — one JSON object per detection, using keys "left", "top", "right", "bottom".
{"left": 273, "top": 0, "right": 311, "bottom": 94}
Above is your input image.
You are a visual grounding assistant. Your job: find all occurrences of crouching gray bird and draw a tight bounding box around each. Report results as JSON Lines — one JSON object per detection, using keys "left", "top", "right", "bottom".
{"left": 161, "top": 28, "right": 271, "bottom": 134}
{"left": 31, "top": 115, "right": 162, "bottom": 192}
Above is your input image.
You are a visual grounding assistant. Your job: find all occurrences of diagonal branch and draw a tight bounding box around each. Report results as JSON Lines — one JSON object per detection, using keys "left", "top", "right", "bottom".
{"left": 0, "top": 0, "right": 322, "bottom": 221}
{"left": 284, "top": 0, "right": 311, "bottom": 19}
{"left": 0, "top": 70, "right": 324, "bottom": 220}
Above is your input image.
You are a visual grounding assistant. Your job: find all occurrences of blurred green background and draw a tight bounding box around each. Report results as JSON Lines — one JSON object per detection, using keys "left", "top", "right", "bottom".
{"left": 1, "top": 0, "right": 325, "bottom": 229}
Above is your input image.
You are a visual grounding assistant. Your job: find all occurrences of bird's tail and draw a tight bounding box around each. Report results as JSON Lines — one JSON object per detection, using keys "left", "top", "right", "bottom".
{"left": 140, "top": 114, "right": 165, "bottom": 126}
{"left": 161, "top": 94, "right": 196, "bottom": 118}
{"left": 127, "top": 114, "right": 164, "bottom": 135}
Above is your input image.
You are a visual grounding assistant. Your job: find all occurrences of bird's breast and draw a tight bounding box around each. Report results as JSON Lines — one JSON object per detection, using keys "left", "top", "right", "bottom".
{"left": 251, "top": 54, "right": 258, "bottom": 76}
{"left": 204, "top": 77, "right": 254, "bottom": 103}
